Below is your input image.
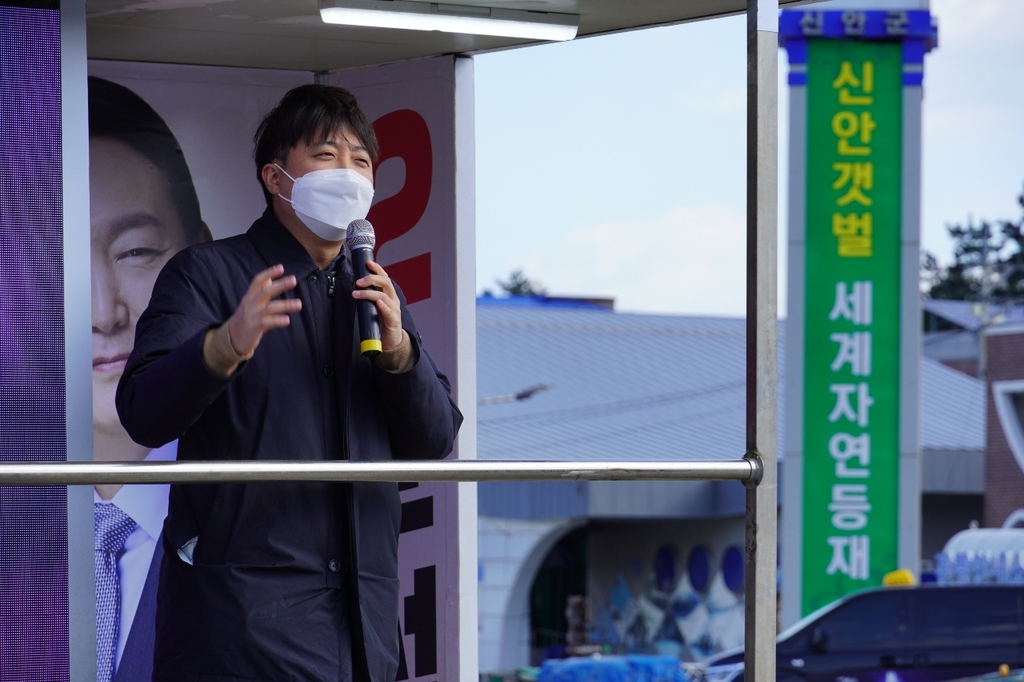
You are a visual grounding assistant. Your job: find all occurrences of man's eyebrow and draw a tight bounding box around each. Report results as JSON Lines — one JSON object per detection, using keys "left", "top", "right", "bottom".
{"left": 310, "top": 137, "right": 368, "bottom": 153}
{"left": 107, "top": 212, "right": 164, "bottom": 239}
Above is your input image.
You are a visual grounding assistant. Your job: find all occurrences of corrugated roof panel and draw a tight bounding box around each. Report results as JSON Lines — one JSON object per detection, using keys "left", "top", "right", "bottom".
{"left": 478, "top": 302, "right": 752, "bottom": 461}
{"left": 923, "top": 299, "right": 1024, "bottom": 332}
{"left": 477, "top": 299, "right": 984, "bottom": 464}
{"left": 920, "top": 357, "right": 986, "bottom": 450}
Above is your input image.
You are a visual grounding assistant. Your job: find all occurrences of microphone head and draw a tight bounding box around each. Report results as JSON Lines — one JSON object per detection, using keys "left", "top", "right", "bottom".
{"left": 346, "top": 219, "right": 375, "bottom": 250}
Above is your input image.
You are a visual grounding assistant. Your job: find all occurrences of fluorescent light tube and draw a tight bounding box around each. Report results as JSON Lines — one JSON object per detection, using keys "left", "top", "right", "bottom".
{"left": 318, "top": 0, "right": 579, "bottom": 41}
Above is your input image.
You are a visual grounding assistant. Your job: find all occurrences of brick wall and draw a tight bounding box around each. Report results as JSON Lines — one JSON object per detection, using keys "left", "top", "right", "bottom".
{"left": 985, "top": 329, "right": 1024, "bottom": 527}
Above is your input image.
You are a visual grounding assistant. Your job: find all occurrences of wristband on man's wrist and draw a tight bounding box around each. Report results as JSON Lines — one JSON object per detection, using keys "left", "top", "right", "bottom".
{"left": 203, "top": 322, "right": 252, "bottom": 377}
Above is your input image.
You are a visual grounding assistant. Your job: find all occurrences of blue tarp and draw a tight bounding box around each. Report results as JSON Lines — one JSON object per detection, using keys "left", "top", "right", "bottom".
{"left": 538, "top": 656, "right": 692, "bottom": 682}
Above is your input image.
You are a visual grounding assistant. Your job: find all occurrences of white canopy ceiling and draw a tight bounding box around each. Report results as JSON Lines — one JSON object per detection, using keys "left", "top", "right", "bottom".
{"left": 87, "top": 0, "right": 810, "bottom": 71}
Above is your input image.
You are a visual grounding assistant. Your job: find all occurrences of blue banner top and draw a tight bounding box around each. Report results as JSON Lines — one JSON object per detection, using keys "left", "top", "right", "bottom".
{"left": 780, "top": 9, "right": 936, "bottom": 46}
{"left": 781, "top": 9, "right": 937, "bottom": 86}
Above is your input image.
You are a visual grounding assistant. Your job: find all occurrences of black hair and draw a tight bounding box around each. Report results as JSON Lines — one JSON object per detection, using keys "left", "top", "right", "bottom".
{"left": 87, "top": 76, "right": 205, "bottom": 245}
{"left": 253, "top": 84, "right": 379, "bottom": 206}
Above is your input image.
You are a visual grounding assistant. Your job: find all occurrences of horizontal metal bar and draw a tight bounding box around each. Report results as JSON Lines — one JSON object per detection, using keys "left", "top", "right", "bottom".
{"left": 0, "top": 459, "right": 756, "bottom": 486}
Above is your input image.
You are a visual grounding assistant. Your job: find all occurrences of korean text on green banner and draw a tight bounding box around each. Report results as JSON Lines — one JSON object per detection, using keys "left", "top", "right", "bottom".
{"left": 801, "top": 38, "right": 903, "bottom": 615}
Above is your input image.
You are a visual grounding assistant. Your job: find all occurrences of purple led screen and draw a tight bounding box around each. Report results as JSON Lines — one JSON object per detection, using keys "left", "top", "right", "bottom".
{"left": 0, "top": 6, "right": 70, "bottom": 681}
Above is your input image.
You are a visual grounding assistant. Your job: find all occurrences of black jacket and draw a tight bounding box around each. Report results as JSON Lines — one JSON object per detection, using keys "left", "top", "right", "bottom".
{"left": 116, "top": 210, "right": 462, "bottom": 682}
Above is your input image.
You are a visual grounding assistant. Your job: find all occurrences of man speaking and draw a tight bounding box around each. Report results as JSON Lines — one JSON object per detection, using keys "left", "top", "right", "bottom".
{"left": 116, "top": 84, "right": 462, "bottom": 682}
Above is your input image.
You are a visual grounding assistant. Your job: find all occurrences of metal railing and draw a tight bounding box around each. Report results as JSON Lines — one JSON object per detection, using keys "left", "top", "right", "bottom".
{"left": 0, "top": 458, "right": 758, "bottom": 486}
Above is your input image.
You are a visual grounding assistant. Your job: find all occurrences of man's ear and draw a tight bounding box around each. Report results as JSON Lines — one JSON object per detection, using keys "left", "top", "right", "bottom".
{"left": 261, "top": 162, "right": 283, "bottom": 197}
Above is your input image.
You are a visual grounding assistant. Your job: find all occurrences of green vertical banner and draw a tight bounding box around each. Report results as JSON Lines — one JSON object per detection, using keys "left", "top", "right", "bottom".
{"left": 782, "top": 9, "right": 935, "bottom": 622}
{"left": 801, "top": 39, "right": 903, "bottom": 614}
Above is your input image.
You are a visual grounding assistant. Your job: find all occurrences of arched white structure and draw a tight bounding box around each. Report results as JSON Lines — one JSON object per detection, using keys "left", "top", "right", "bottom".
{"left": 476, "top": 516, "right": 585, "bottom": 673}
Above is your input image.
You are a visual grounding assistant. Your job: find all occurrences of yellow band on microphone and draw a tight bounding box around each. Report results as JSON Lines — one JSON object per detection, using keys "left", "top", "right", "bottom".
{"left": 361, "top": 339, "right": 383, "bottom": 355}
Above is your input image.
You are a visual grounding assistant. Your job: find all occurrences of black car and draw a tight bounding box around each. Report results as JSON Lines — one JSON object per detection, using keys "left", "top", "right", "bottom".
{"left": 701, "top": 585, "right": 1024, "bottom": 682}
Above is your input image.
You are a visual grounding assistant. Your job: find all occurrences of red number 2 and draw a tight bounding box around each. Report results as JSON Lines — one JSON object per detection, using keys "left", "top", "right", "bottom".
{"left": 368, "top": 109, "right": 433, "bottom": 305}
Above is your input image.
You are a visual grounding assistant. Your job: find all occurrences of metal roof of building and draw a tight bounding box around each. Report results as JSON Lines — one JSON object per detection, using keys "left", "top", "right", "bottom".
{"left": 477, "top": 296, "right": 986, "bottom": 463}
{"left": 920, "top": 353, "right": 986, "bottom": 451}
{"left": 923, "top": 298, "right": 1024, "bottom": 333}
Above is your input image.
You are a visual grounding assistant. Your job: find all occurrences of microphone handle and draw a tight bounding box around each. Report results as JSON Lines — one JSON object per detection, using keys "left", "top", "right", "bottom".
{"left": 349, "top": 244, "right": 382, "bottom": 357}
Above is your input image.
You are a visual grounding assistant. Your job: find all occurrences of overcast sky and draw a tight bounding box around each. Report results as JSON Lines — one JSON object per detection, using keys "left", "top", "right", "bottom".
{"left": 473, "top": 0, "right": 1024, "bottom": 317}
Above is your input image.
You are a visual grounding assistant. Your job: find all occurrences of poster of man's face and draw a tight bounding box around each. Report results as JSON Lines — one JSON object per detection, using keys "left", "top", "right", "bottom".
{"left": 89, "top": 77, "right": 207, "bottom": 467}
{"left": 88, "top": 76, "right": 211, "bottom": 682}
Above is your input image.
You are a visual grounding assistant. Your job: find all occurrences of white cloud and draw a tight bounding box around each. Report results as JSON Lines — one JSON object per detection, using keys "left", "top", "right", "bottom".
{"left": 507, "top": 205, "right": 749, "bottom": 316}
{"left": 932, "top": 0, "right": 1024, "bottom": 49}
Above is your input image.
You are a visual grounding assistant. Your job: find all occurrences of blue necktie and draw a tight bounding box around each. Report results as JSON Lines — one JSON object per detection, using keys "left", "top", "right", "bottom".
{"left": 95, "top": 503, "right": 137, "bottom": 682}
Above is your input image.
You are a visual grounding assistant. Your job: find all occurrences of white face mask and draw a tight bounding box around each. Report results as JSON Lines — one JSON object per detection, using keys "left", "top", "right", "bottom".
{"left": 275, "top": 164, "right": 375, "bottom": 242}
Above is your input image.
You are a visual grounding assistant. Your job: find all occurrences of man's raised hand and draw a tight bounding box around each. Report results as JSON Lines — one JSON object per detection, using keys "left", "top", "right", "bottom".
{"left": 226, "top": 264, "right": 301, "bottom": 358}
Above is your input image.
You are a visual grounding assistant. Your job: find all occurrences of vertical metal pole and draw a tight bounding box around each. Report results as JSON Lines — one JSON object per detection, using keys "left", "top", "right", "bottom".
{"left": 454, "top": 54, "right": 480, "bottom": 682}
{"left": 745, "top": 0, "right": 778, "bottom": 680}
{"left": 899, "top": 81, "right": 924, "bottom": 578}
{"left": 781, "top": 71, "right": 807, "bottom": 631}
{"left": 61, "top": 0, "right": 98, "bottom": 679}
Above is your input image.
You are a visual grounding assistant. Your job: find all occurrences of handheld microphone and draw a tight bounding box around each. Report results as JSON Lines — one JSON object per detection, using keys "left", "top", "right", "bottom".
{"left": 345, "top": 219, "right": 382, "bottom": 357}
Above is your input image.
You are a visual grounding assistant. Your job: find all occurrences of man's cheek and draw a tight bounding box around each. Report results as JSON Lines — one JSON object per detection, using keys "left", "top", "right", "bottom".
{"left": 126, "top": 271, "right": 162, "bottom": 320}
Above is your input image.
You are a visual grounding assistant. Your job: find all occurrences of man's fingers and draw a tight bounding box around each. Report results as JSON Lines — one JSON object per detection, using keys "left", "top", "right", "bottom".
{"left": 357, "top": 261, "right": 395, "bottom": 293}
{"left": 243, "top": 272, "right": 297, "bottom": 315}
{"left": 256, "top": 274, "right": 296, "bottom": 296}
{"left": 248, "top": 265, "right": 294, "bottom": 294}
{"left": 228, "top": 266, "right": 301, "bottom": 357}
{"left": 244, "top": 297, "right": 300, "bottom": 337}
{"left": 249, "top": 264, "right": 285, "bottom": 291}
{"left": 258, "top": 278, "right": 299, "bottom": 307}
{"left": 262, "top": 314, "right": 293, "bottom": 329}
{"left": 351, "top": 260, "right": 404, "bottom": 351}
{"left": 265, "top": 299, "right": 301, "bottom": 316}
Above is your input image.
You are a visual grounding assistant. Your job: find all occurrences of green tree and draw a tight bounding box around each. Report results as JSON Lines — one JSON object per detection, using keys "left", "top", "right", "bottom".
{"left": 923, "top": 184, "right": 1024, "bottom": 303}
{"left": 494, "top": 268, "right": 547, "bottom": 297}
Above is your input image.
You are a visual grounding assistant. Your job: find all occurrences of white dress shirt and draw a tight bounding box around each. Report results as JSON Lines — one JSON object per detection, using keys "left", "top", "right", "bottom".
{"left": 95, "top": 441, "right": 175, "bottom": 670}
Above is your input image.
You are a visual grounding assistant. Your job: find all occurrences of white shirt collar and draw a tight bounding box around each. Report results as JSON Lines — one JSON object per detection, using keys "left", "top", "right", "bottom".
{"left": 94, "top": 441, "right": 176, "bottom": 540}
